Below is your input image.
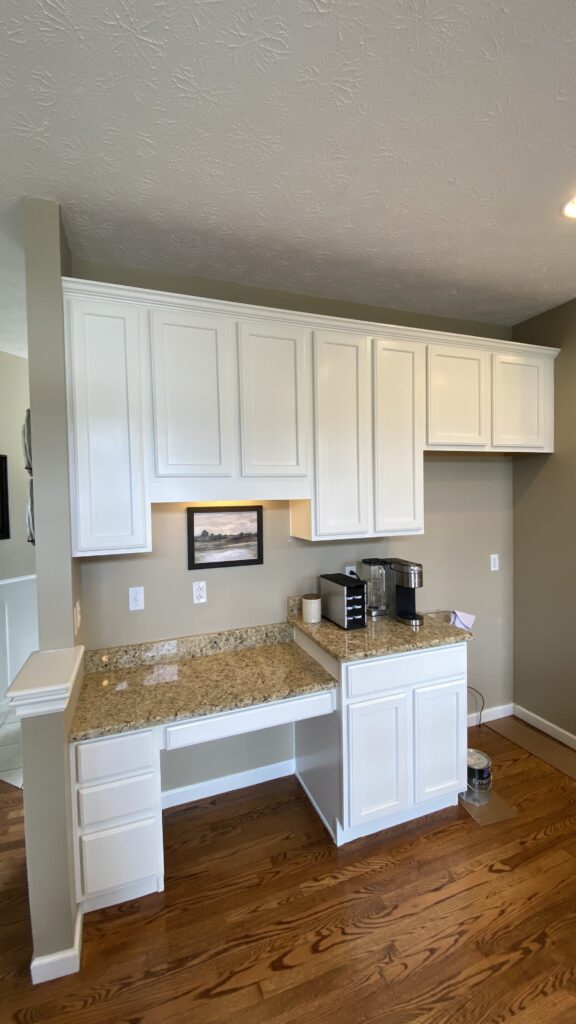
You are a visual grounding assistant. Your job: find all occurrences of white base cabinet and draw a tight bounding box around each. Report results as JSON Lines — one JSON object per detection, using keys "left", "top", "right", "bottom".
{"left": 71, "top": 730, "right": 164, "bottom": 912}
{"left": 294, "top": 631, "right": 468, "bottom": 845}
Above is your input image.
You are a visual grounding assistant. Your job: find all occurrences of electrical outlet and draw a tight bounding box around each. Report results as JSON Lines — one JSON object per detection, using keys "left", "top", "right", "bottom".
{"left": 193, "top": 580, "right": 207, "bottom": 604}
{"left": 490, "top": 553, "right": 499, "bottom": 572}
{"left": 344, "top": 564, "right": 357, "bottom": 576}
{"left": 73, "top": 599, "right": 82, "bottom": 636}
{"left": 129, "top": 586, "right": 145, "bottom": 611}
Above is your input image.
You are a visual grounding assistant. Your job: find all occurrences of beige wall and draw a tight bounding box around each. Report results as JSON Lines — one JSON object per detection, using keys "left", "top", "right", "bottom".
{"left": 23, "top": 197, "right": 81, "bottom": 650}
{"left": 0, "top": 352, "right": 35, "bottom": 580}
{"left": 20, "top": 198, "right": 80, "bottom": 962}
{"left": 80, "top": 456, "right": 514, "bottom": 714}
{"left": 512, "top": 300, "right": 576, "bottom": 734}
{"left": 72, "top": 256, "right": 513, "bottom": 341}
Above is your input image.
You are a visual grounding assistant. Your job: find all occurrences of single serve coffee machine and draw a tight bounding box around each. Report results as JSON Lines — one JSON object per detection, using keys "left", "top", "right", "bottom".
{"left": 383, "top": 558, "right": 423, "bottom": 628}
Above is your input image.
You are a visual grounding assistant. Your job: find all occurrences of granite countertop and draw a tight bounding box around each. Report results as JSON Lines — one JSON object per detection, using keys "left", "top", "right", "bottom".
{"left": 291, "top": 612, "right": 472, "bottom": 662}
{"left": 70, "top": 641, "right": 336, "bottom": 742}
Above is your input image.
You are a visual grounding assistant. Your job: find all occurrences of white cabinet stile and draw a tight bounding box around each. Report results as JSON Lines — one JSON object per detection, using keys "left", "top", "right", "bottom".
{"left": 238, "top": 321, "right": 310, "bottom": 477}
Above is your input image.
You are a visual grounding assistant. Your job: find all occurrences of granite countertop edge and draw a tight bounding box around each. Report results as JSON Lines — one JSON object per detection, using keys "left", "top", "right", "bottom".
{"left": 290, "top": 614, "right": 473, "bottom": 662}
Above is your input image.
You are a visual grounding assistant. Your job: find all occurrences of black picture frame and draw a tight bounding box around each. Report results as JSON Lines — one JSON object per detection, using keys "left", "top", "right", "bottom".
{"left": 187, "top": 505, "right": 263, "bottom": 570}
{"left": 0, "top": 455, "right": 9, "bottom": 541}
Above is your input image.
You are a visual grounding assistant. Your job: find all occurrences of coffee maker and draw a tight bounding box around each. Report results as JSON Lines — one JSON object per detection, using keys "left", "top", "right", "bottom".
{"left": 383, "top": 558, "right": 423, "bottom": 628}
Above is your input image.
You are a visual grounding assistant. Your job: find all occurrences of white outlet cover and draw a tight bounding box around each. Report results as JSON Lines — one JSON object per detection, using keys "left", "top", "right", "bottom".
{"left": 490, "top": 553, "right": 500, "bottom": 572}
{"left": 193, "top": 581, "right": 207, "bottom": 604}
{"left": 129, "top": 586, "right": 145, "bottom": 611}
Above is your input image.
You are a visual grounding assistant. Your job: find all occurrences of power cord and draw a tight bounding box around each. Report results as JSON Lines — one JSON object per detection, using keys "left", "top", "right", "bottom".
{"left": 468, "top": 686, "right": 485, "bottom": 726}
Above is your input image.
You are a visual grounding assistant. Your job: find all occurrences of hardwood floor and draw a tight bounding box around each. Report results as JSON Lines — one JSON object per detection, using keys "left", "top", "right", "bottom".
{"left": 1, "top": 724, "right": 576, "bottom": 1023}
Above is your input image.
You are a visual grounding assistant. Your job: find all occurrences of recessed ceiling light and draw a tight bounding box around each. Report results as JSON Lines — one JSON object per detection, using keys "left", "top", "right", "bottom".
{"left": 561, "top": 197, "right": 576, "bottom": 219}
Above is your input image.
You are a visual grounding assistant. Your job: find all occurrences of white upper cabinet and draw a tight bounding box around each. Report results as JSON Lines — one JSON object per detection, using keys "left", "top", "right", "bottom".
{"left": 427, "top": 345, "right": 490, "bottom": 447}
{"left": 65, "top": 296, "right": 150, "bottom": 556}
{"left": 63, "top": 280, "right": 558, "bottom": 553}
{"left": 150, "top": 309, "right": 236, "bottom": 477}
{"left": 492, "top": 352, "right": 552, "bottom": 450}
{"left": 373, "top": 338, "right": 425, "bottom": 534}
{"left": 313, "top": 331, "right": 372, "bottom": 537}
{"left": 238, "top": 321, "right": 309, "bottom": 477}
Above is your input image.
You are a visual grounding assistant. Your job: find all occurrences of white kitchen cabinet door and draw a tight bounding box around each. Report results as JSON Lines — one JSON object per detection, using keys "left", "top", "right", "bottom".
{"left": 238, "top": 321, "right": 310, "bottom": 476}
{"left": 314, "top": 331, "right": 371, "bottom": 536}
{"left": 427, "top": 345, "right": 490, "bottom": 447}
{"left": 373, "top": 338, "right": 425, "bottom": 534}
{"left": 348, "top": 691, "right": 410, "bottom": 826}
{"left": 413, "top": 680, "right": 467, "bottom": 804}
{"left": 150, "top": 309, "right": 236, "bottom": 477}
{"left": 492, "top": 353, "right": 551, "bottom": 449}
{"left": 66, "top": 298, "right": 150, "bottom": 555}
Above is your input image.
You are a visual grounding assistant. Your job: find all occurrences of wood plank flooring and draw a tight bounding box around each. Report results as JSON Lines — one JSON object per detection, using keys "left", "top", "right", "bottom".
{"left": 1, "top": 724, "right": 576, "bottom": 1023}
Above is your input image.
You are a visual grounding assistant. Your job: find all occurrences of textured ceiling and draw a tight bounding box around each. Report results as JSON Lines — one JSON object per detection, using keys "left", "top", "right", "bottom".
{"left": 2, "top": 0, "right": 576, "bottom": 356}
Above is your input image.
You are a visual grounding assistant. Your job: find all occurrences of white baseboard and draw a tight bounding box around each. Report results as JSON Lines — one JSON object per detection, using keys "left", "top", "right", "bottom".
{"left": 467, "top": 703, "right": 514, "bottom": 727}
{"left": 161, "top": 758, "right": 295, "bottom": 809}
{"left": 30, "top": 908, "right": 83, "bottom": 984}
{"left": 513, "top": 705, "right": 576, "bottom": 752}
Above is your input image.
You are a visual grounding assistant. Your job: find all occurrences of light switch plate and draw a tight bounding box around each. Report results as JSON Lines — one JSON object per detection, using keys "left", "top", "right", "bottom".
{"left": 490, "top": 553, "right": 499, "bottom": 572}
{"left": 129, "top": 586, "right": 145, "bottom": 611}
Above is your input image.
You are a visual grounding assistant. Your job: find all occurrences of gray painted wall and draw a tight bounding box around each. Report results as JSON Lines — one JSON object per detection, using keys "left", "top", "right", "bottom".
{"left": 20, "top": 198, "right": 80, "bottom": 962}
{"left": 23, "top": 197, "right": 81, "bottom": 650}
{"left": 512, "top": 300, "right": 576, "bottom": 734}
{"left": 0, "top": 352, "right": 35, "bottom": 580}
{"left": 81, "top": 456, "right": 514, "bottom": 789}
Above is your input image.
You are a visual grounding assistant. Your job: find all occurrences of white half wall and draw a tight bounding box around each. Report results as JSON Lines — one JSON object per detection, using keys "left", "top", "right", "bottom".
{"left": 0, "top": 575, "right": 38, "bottom": 698}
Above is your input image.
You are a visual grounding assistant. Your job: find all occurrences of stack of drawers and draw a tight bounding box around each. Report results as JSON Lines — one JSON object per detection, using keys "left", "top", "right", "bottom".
{"left": 72, "top": 729, "right": 164, "bottom": 909}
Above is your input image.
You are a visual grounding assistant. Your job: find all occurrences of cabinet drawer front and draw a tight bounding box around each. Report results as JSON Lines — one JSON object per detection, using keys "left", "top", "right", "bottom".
{"left": 78, "top": 773, "right": 156, "bottom": 827}
{"left": 76, "top": 731, "right": 156, "bottom": 784}
{"left": 347, "top": 645, "right": 467, "bottom": 699}
{"left": 80, "top": 818, "right": 158, "bottom": 896}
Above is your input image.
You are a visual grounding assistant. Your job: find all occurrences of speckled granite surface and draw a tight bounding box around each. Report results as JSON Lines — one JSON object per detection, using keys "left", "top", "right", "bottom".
{"left": 71, "top": 642, "right": 336, "bottom": 742}
{"left": 84, "top": 622, "right": 294, "bottom": 675}
{"left": 291, "top": 612, "right": 472, "bottom": 662}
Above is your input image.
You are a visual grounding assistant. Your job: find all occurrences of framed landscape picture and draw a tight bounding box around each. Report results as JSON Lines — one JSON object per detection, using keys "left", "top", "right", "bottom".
{"left": 0, "top": 455, "right": 9, "bottom": 540}
{"left": 187, "top": 505, "right": 263, "bottom": 570}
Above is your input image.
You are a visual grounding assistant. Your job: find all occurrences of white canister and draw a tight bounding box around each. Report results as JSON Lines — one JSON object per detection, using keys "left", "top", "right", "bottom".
{"left": 302, "top": 593, "right": 322, "bottom": 624}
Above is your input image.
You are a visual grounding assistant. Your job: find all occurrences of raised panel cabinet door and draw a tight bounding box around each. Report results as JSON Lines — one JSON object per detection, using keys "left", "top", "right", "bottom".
{"left": 492, "top": 353, "right": 550, "bottom": 449}
{"left": 238, "top": 321, "right": 310, "bottom": 476}
{"left": 373, "top": 338, "right": 425, "bottom": 534}
{"left": 348, "top": 691, "right": 410, "bottom": 827}
{"left": 427, "top": 345, "right": 490, "bottom": 447}
{"left": 66, "top": 297, "right": 149, "bottom": 555}
{"left": 150, "top": 309, "right": 236, "bottom": 477}
{"left": 413, "top": 680, "right": 467, "bottom": 803}
{"left": 314, "top": 331, "right": 371, "bottom": 536}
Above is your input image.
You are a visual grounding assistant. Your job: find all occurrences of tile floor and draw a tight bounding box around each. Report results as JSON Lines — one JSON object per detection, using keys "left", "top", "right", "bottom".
{"left": 0, "top": 699, "right": 22, "bottom": 788}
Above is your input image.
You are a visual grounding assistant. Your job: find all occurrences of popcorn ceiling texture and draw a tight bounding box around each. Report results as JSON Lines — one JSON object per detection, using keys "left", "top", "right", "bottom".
{"left": 2, "top": 0, "right": 576, "bottom": 356}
